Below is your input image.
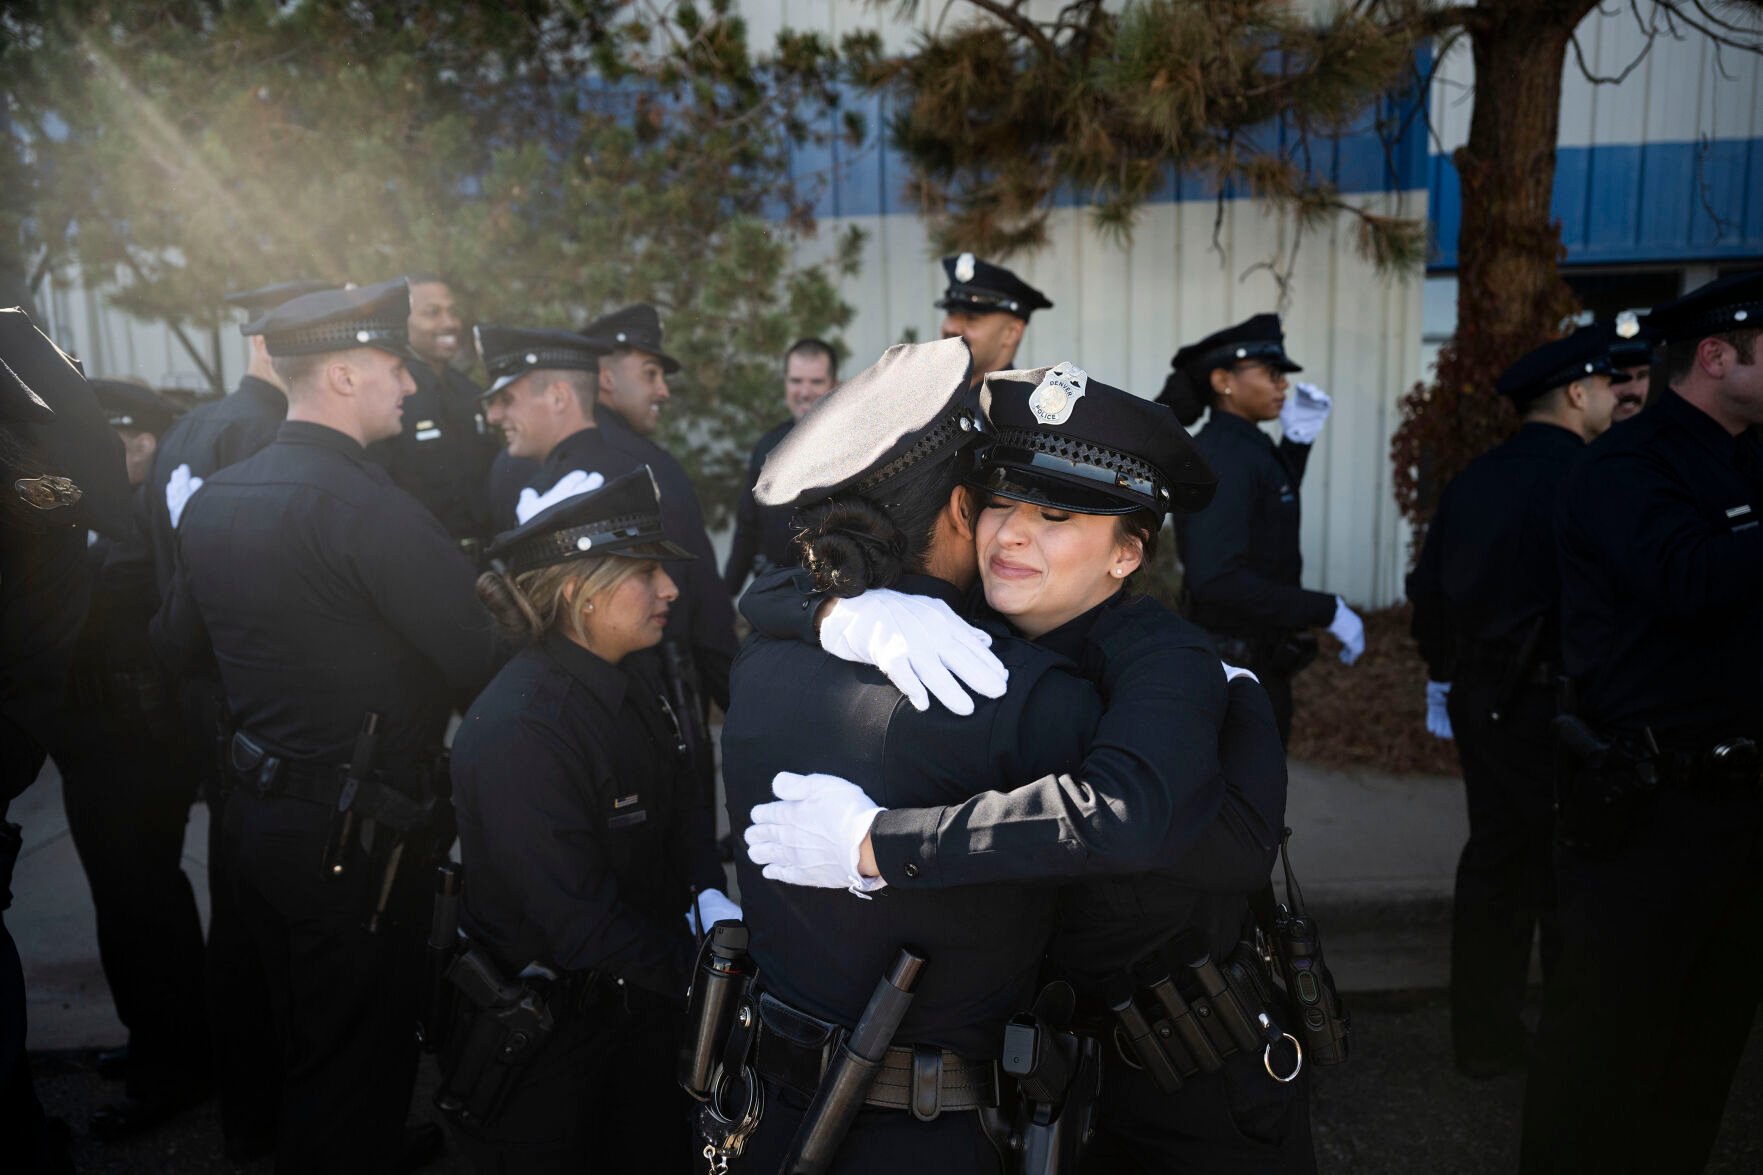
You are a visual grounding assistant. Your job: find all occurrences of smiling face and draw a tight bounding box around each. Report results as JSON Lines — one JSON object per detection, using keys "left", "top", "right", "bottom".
{"left": 784, "top": 351, "right": 835, "bottom": 420}
{"left": 406, "top": 281, "right": 464, "bottom": 368}
{"left": 579, "top": 560, "right": 678, "bottom": 663}
{"left": 599, "top": 348, "right": 671, "bottom": 435}
{"left": 974, "top": 497, "right": 1143, "bottom": 639}
{"left": 1211, "top": 359, "right": 1288, "bottom": 423}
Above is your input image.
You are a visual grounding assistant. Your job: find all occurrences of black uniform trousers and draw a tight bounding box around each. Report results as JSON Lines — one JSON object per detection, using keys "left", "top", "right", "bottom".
{"left": 1444, "top": 674, "right": 1560, "bottom": 1067}
{"left": 1519, "top": 786, "right": 1763, "bottom": 1173}
{"left": 447, "top": 996, "right": 691, "bottom": 1173}
{"left": 1084, "top": 1043, "right": 1314, "bottom": 1175}
{"left": 224, "top": 788, "right": 427, "bottom": 1174}
{"left": 729, "top": 1080, "right": 1006, "bottom": 1175}
{"left": 52, "top": 713, "right": 210, "bottom": 1097}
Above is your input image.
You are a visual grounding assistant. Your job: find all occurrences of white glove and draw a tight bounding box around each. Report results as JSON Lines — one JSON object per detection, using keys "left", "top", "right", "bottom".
{"left": 686, "top": 887, "right": 742, "bottom": 934}
{"left": 819, "top": 589, "right": 1007, "bottom": 716}
{"left": 165, "top": 463, "right": 204, "bottom": 530}
{"left": 515, "top": 468, "right": 604, "bottom": 524}
{"left": 1222, "top": 661, "right": 1260, "bottom": 684}
{"left": 1280, "top": 382, "right": 1333, "bottom": 445}
{"left": 1426, "top": 681, "right": 1454, "bottom": 740}
{"left": 1329, "top": 597, "right": 1365, "bottom": 666}
{"left": 745, "top": 771, "right": 886, "bottom": 896}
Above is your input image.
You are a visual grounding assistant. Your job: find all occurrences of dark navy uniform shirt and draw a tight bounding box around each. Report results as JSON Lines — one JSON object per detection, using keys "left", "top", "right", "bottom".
{"left": 1177, "top": 411, "right": 1335, "bottom": 637}
{"left": 722, "top": 419, "right": 797, "bottom": 595}
{"left": 518, "top": 410, "right": 739, "bottom": 708}
{"left": 486, "top": 448, "right": 540, "bottom": 533}
{"left": 1557, "top": 389, "right": 1763, "bottom": 743}
{"left": 142, "top": 375, "right": 286, "bottom": 599}
{"left": 723, "top": 574, "right": 1100, "bottom": 1058}
{"left": 451, "top": 633, "right": 722, "bottom": 996}
{"left": 367, "top": 358, "right": 496, "bottom": 543}
{"left": 150, "top": 421, "right": 499, "bottom": 770}
{"left": 1407, "top": 422, "right": 1585, "bottom": 681}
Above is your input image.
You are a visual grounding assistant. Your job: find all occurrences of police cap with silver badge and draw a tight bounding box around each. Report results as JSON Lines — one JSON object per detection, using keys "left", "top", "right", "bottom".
{"left": 89, "top": 378, "right": 184, "bottom": 436}
{"left": 755, "top": 336, "right": 983, "bottom": 509}
{"left": 1644, "top": 268, "right": 1763, "bottom": 345}
{"left": 579, "top": 303, "right": 680, "bottom": 374}
{"left": 224, "top": 279, "right": 340, "bottom": 333}
{"left": 1166, "top": 314, "right": 1303, "bottom": 383}
{"left": 474, "top": 325, "right": 607, "bottom": 398}
{"left": 978, "top": 362, "right": 1217, "bottom": 518}
{"left": 242, "top": 278, "right": 416, "bottom": 360}
{"left": 1606, "top": 310, "right": 1655, "bottom": 370}
{"left": 936, "top": 253, "right": 1053, "bottom": 322}
{"left": 1495, "top": 324, "right": 1631, "bottom": 407}
{"left": 486, "top": 466, "right": 695, "bottom": 575}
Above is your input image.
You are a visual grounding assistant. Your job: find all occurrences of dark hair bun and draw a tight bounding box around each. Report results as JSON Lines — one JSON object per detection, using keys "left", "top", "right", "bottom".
{"left": 475, "top": 570, "right": 543, "bottom": 644}
{"left": 1158, "top": 367, "right": 1207, "bottom": 427}
{"left": 797, "top": 498, "right": 909, "bottom": 597}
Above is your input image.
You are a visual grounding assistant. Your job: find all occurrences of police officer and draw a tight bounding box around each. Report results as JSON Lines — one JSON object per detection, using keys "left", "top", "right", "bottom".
{"left": 1608, "top": 314, "right": 1656, "bottom": 423}
{"left": 150, "top": 279, "right": 499, "bottom": 1173}
{"left": 445, "top": 468, "right": 726, "bottom": 1172}
{"left": 1161, "top": 314, "right": 1362, "bottom": 744}
{"left": 1406, "top": 326, "right": 1628, "bottom": 1079}
{"left": 723, "top": 337, "right": 838, "bottom": 595}
{"left": 368, "top": 273, "right": 497, "bottom": 555}
{"left": 49, "top": 379, "right": 214, "bottom": 1139}
{"left": 1518, "top": 271, "right": 1763, "bottom": 1173}
{"left": 937, "top": 252, "right": 1052, "bottom": 383}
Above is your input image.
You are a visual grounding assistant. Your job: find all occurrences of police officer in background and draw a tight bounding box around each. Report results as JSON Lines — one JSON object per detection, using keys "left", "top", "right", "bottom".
{"left": 369, "top": 273, "right": 497, "bottom": 557}
{"left": 50, "top": 380, "right": 214, "bottom": 1139}
{"left": 1161, "top": 314, "right": 1363, "bottom": 744}
{"left": 151, "top": 279, "right": 500, "bottom": 1173}
{"left": 1520, "top": 270, "right": 1763, "bottom": 1172}
{"left": 1406, "top": 327, "right": 1627, "bottom": 1079}
{"left": 937, "top": 252, "right": 1052, "bottom": 383}
{"left": 722, "top": 337, "right": 838, "bottom": 595}
{"left": 1608, "top": 313, "right": 1656, "bottom": 423}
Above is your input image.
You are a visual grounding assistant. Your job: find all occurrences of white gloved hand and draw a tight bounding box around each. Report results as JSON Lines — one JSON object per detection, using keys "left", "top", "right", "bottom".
{"left": 1329, "top": 597, "right": 1365, "bottom": 666}
{"left": 1280, "top": 382, "right": 1334, "bottom": 445}
{"left": 165, "top": 463, "right": 204, "bottom": 530}
{"left": 515, "top": 468, "right": 604, "bottom": 524}
{"left": 686, "top": 887, "right": 742, "bottom": 934}
{"left": 819, "top": 589, "right": 1007, "bottom": 716}
{"left": 1426, "top": 681, "right": 1454, "bottom": 740}
{"left": 745, "top": 771, "right": 886, "bottom": 896}
{"left": 1222, "top": 661, "right": 1261, "bottom": 684}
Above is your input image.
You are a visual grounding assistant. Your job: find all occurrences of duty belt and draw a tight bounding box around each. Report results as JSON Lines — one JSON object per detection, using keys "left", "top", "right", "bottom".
{"left": 228, "top": 729, "right": 437, "bottom": 827}
{"left": 749, "top": 991, "right": 1000, "bottom": 1119}
{"left": 1455, "top": 641, "right": 1556, "bottom": 687}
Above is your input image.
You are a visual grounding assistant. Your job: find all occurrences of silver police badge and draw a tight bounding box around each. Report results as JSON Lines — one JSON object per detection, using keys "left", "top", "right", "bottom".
{"left": 1030, "top": 362, "right": 1088, "bottom": 426}
{"left": 955, "top": 252, "right": 976, "bottom": 283}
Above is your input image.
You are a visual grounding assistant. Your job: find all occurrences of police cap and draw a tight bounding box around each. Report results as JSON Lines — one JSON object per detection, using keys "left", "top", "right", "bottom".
{"left": 474, "top": 325, "right": 606, "bottom": 398}
{"left": 936, "top": 253, "right": 1053, "bottom": 322}
{"left": 976, "top": 363, "right": 1217, "bottom": 518}
{"left": 1496, "top": 325, "right": 1630, "bottom": 407}
{"left": 486, "top": 466, "right": 694, "bottom": 575}
{"left": 224, "top": 280, "right": 340, "bottom": 333}
{"left": 1606, "top": 311, "right": 1655, "bottom": 369}
{"left": 1644, "top": 269, "right": 1763, "bottom": 346}
{"left": 756, "top": 337, "right": 982, "bottom": 509}
{"left": 90, "top": 378, "right": 184, "bottom": 436}
{"left": 1167, "top": 314, "right": 1303, "bottom": 385}
{"left": 242, "top": 278, "right": 416, "bottom": 361}
{"left": 579, "top": 304, "right": 680, "bottom": 374}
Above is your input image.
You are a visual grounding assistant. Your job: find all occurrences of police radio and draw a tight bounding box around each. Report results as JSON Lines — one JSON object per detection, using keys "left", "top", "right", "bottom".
{"left": 1264, "top": 829, "right": 1350, "bottom": 1067}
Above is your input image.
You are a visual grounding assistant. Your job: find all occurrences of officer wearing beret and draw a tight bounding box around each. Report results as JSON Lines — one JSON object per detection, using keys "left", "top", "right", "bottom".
{"left": 368, "top": 273, "right": 498, "bottom": 555}
{"left": 1520, "top": 270, "right": 1763, "bottom": 1172}
{"left": 445, "top": 468, "right": 725, "bottom": 1172}
{"left": 1161, "top": 314, "right": 1360, "bottom": 744}
{"left": 937, "top": 252, "right": 1053, "bottom": 383}
{"left": 46, "top": 378, "right": 215, "bottom": 1140}
{"left": 151, "top": 278, "right": 498, "bottom": 1172}
{"left": 1405, "top": 325, "right": 1627, "bottom": 1079}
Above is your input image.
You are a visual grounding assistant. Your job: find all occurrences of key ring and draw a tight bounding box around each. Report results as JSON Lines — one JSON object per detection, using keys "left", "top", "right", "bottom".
{"left": 1264, "top": 1033, "right": 1304, "bottom": 1083}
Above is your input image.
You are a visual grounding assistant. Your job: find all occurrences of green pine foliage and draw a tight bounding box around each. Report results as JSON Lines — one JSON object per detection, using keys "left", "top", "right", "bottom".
{"left": 3, "top": 0, "right": 863, "bottom": 526}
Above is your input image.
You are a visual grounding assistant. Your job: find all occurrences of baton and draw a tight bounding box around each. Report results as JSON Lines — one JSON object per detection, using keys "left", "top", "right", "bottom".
{"left": 783, "top": 947, "right": 927, "bottom": 1175}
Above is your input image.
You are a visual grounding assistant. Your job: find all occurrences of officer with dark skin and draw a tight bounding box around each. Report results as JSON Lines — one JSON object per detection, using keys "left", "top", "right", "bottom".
{"left": 151, "top": 279, "right": 500, "bottom": 1174}
{"left": 368, "top": 274, "right": 497, "bottom": 553}
{"left": 937, "top": 253, "right": 1052, "bottom": 384}
{"left": 723, "top": 337, "right": 838, "bottom": 595}
{"left": 1405, "top": 327, "right": 1626, "bottom": 1079}
{"left": 1520, "top": 271, "right": 1763, "bottom": 1174}
{"left": 47, "top": 379, "right": 215, "bottom": 1140}
{"left": 139, "top": 277, "right": 334, "bottom": 1159}
{"left": 1160, "top": 315, "right": 1363, "bottom": 744}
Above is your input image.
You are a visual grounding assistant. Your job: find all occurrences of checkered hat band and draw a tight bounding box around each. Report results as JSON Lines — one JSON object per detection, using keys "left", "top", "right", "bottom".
{"left": 501, "top": 511, "right": 662, "bottom": 574}
{"left": 851, "top": 412, "right": 975, "bottom": 496}
{"left": 992, "top": 427, "right": 1164, "bottom": 500}
{"left": 265, "top": 320, "right": 408, "bottom": 357}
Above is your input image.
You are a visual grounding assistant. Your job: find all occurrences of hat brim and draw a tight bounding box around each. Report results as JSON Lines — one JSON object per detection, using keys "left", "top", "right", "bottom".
{"left": 969, "top": 464, "right": 1147, "bottom": 517}
{"left": 606, "top": 538, "right": 696, "bottom": 562}
{"left": 936, "top": 295, "right": 1027, "bottom": 321}
{"left": 484, "top": 371, "right": 524, "bottom": 397}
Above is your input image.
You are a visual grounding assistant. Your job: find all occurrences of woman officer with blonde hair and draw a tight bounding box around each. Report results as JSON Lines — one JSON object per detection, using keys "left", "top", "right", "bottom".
{"left": 444, "top": 467, "right": 730, "bottom": 1173}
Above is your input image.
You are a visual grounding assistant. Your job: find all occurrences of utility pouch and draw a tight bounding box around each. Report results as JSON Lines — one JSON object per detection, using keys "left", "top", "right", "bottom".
{"left": 1000, "top": 982, "right": 1101, "bottom": 1175}
{"left": 1259, "top": 830, "right": 1349, "bottom": 1068}
{"left": 432, "top": 946, "right": 556, "bottom": 1128}
{"left": 1553, "top": 717, "right": 1657, "bottom": 858}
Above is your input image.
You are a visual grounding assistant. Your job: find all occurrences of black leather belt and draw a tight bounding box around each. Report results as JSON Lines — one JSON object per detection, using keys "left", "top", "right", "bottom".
{"left": 229, "top": 730, "right": 351, "bottom": 804}
{"left": 749, "top": 992, "right": 1000, "bottom": 1119}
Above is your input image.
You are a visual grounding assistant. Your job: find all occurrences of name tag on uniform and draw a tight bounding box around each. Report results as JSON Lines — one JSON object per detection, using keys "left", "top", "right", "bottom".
{"left": 414, "top": 420, "right": 442, "bottom": 442}
{"left": 609, "top": 792, "right": 647, "bottom": 829}
{"left": 1727, "top": 504, "right": 1757, "bottom": 532}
